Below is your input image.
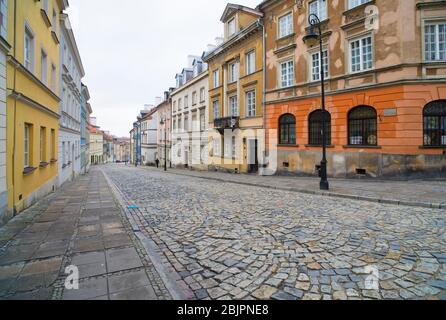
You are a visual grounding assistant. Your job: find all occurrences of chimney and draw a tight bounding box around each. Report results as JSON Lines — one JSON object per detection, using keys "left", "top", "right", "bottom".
{"left": 215, "top": 37, "right": 224, "bottom": 45}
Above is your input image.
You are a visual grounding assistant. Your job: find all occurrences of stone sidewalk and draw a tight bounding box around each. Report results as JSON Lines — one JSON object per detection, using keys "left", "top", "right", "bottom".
{"left": 143, "top": 166, "right": 446, "bottom": 209}
{"left": 0, "top": 168, "right": 171, "bottom": 300}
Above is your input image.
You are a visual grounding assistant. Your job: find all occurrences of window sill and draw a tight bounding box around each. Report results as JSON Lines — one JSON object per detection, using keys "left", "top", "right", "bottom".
{"left": 419, "top": 146, "right": 446, "bottom": 149}
{"left": 23, "top": 167, "right": 37, "bottom": 176}
{"left": 40, "top": 9, "right": 52, "bottom": 28}
{"left": 343, "top": 145, "right": 381, "bottom": 149}
{"left": 278, "top": 144, "right": 299, "bottom": 148}
{"left": 276, "top": 33, "right": 295, "bottom": 42}
{"left": 39, "top": 162, "right": 49, "bottom": 168}
{"left": 51, "top": 31, "right": 60, "bottom": 45}
{"left": 305, "top": 144, "right": 335, "bottom": 148}
{"left": 50, "top": 159, "right": 58, "bottom": 164}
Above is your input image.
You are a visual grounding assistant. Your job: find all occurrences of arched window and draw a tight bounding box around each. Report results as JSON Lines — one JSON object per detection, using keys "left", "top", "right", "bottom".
{"left": 424, "top": 100, "right": 446, "bottom": 146}
{"left": 279, "top": 114, "right": 296, "bottom": 145}
{"left": 309, "top": 110, "right": 331, "bottom": 146}
{"left": 348, "top": 106, "right": 377, "bottom": 146}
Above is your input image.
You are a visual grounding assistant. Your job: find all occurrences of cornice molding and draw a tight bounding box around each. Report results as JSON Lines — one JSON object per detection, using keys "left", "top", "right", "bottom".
{"left": 8, "top": 90, "right": 60, "bottom": 119}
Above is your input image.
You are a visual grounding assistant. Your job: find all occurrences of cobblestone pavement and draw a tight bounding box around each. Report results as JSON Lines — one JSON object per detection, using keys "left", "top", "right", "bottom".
{"left": 0, "top": 169, "right": 171, "bottom": 300}
{"left": 141, "top": 167, "right": 446, "bottom": 209}
{"left": 102, "top": 164, "right": 446, "bottom": 300}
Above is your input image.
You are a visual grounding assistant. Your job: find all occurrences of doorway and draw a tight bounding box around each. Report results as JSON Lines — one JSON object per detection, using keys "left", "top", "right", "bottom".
{"left": 247, "top": 138, "right": 259, "bottom": 173}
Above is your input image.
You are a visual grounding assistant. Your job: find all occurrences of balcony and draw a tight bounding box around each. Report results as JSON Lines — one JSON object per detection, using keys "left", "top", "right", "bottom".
{"left": 214, "top": 116, "right": 239, "bottom": 134}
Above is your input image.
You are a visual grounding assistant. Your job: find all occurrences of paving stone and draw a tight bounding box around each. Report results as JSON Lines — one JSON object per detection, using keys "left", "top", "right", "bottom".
{"left": 106, "top": 247, "right": 143, "bottom": 273}
{"left": 271, "top": 291, "right": 297, "bottom": 300}
{"left": 251, "top": 285, "right": 277, "bottom": 300}
{"left": 108, "top": 270, "right": 152, "bottom": 294}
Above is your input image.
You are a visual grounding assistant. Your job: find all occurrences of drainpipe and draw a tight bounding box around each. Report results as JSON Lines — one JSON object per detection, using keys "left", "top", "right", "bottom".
{"left": 261, "top": 19, "right": 266, "bottom": 176}
{"left": 11, "top": 0, "right": 17, "bottom": 215}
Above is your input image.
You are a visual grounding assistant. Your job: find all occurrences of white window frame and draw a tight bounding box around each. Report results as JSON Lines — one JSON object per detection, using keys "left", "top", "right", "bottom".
{"left": 24, "top": 124, "right": 30, "bottom": 168}
{"left": 279, "top": 59, "right": 295, "bottom": 88}
{"left": 213, "top": 100, "right": 220, "bottom": 120}
{"left": 40, "top": 47, "right": 48, "bottom": 85}
{"left": 228, "top": 62, "right": 238, "bottom": 83}
{"left": 200, "top": 87, "right": 206, "bottom": 102}
{"left": 246, "top": 90, "right": 256, "bottom": 117}
{"left": 229, "top": 96, "right": 238, "bottom": 117}
{"left": 278, "top": 12, "right": 293, "bottom": 39}
{"left": 213, "top": 138, "right": 221, "bottom": 157}
{"left": 309, "top": 0, "right": 327, "bottom": 21}
{"left": 348, "top": 0, "right": 370, "bottom": 10}
{"left": 310, "top": 49, "right": 329, "bottom": 82}
{"left": 246, "top": 50, "right": 256, "bottom": 75}
{"left": 40, "top": 127, "right": 45, "bottom": 162}
{"left": 228, "top": 18, "right": 236, "bottom": 37}
{"left": 424, "top": 20, "right": 446, "bottom": 62}
{"left": 348, "top": 34, "right": 373, "bottom": 74}
{"left": 24, "top": 24, "right": 35, "bottom": 73}
{"left": 51, "top": 63, "right": 56, "bottom": 92}
{"left": 213, "top": 70, "right": 220, "bottom": 88}
{"left": 231, "top": 136, "right": 236, "bottom": 159}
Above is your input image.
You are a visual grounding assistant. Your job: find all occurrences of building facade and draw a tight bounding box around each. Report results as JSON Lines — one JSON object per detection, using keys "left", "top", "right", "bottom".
{"left": 89, "top": 127, "right": 104, "bottom": 165}
{"left": 6, "top": 0, "right": 67, "bottom": 217}
{"left": 171, "top": 56, "right": 209, "bottom": 169}
{"left": 0, "top": 0, "right": 10, "bottom": 224}
{"left": 157, "top": 91, "right": 173, "bottom": 168}
{"left": 80, "top": 83, "right": 91, "bottom": 174}
{"left": 103, "top": 131, "right": 114, "bottom": 163}
{"left": 140, "top": 107, "right": 159, "bottom": 166}
{"left": 203, "top": 4, "right": 264, "bottom": 174}
{"left": 114, "top": 137, "right": 130, "bottom": 163}
{"left": 58, "top": 13, "right": 84, "bottom": 186}
{"left": 261, "top": 0, "right": 446, "bottom": 178}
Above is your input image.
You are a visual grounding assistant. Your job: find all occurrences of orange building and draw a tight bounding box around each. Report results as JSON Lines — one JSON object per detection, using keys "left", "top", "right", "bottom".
{"left": 260, "top": 0, "right": 446, "bottom": 178}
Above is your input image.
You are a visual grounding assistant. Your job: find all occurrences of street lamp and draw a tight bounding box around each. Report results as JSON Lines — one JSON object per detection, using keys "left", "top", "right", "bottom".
{"left": 303, "top": 13, "right": 329, "bottom": 191}
{"left": 160, "top": 119, "right": 167, "bottom": 171}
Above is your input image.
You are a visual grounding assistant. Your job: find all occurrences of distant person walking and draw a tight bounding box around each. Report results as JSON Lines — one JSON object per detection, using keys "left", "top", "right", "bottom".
{"left": 155, "top": 158, "right": 160, "bottom": 168}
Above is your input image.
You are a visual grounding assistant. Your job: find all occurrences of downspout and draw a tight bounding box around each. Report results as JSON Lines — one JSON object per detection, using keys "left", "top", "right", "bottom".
{"left": 261, "top": 19, "right": 267, "bottom": 176}
{"left": 11, "top": 0, "right": 17, "bottom": 215}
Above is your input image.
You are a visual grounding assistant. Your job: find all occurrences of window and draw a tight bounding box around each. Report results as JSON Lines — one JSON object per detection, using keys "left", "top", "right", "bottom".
{"left": 184, "top": 96, "right": 189, "bottom": 109}
{"left": 309, "top": 110, "right": 331, "bottom": 146}
{"left": 51, "top": 64, "right": 56, "bottom": 92}
{"left": 232, "top": 136, "right": 236, "bottom": 158}
{"left": 425, "top": 22, "right": 446, "bottom": 61}
{"left": 278, "top": 13, "right": 293, "bottom": 38}
{"left": 24, "top": 26, "right": 35, "bottom": 72}
{"left": 213, "top": 138, "right": 221, "bottom": 157}
{"left": 173, "top": 101, "right": 177, "bottom": 112}
{"left": 423, "top": 100, "right": 446, "bottom": 146}
{"left": 178, "top": 98, "right": 182, "bottom": 111}
{"left": 178, "top": 118, "right": 182, "bottom": 131}
{"left": 309, "top": 0, "right": 327, "bottom": 21}
{"left": 40, "top": 48, "right": 48, "bottom": 84}
{"left": 229, "top": 96, "right": 238, "bottom": 117}
{"left": 192, "top": 91, "right": 197, "bottom": 105}
{"left": 246, "top": 51, "right": 256, "bottom": 75}
{"left": 51, "top": 129, "right": 55, "bottom": 160}
{"left": 184, "top": 116, "right": 189, "bottom": 131}
{"left": 52, "top": 9, "right": 57, "bottom": 33}
{"left": 246, "top": 91, "right": 256, "bottom": 117}
{"left": 350, "top": 35, "right": 373, "bottom": 73}
{"left": 200, "top": 87, "right": 206, "bottom": 102}
{"left": 280, "top": 60, "right": 294, "bottom": 88}
{"left": 311, "top": 50, "right": 329, "bottom": 81}
{"left": 348, "top": 0, "right": 369, "bottom": 9}
{"left": 228, "top": 18, "right": 236, "bottom": 36}
{"left": 40, "top": 127, "right": 46, "bottom": 162}
{"left": 213, "top": 70, "right": 220, "bottom": 88}
{"left": 173, "top": 119, "right": 177, "bottom": 130}
{"left": 24, "top": 124, "right": 32, "bottom": 168}
{"left": 279, "top": 114, "right": 296, "bottom": 145}
{"left": 200, "top": 112, "right": 206, "bottom": 131}
{"left": 229, "top": 62, "right": 238, "bottom": 83}
{"left": 348, "top": 106, "right": 377, "bottom": 146}
{"left": 213, "top": 100, "right": 220, "bottom": 120}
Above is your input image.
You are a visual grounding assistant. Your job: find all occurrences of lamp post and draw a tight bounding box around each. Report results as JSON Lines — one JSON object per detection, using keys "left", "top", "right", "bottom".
{"left": 303, "top": 13, "right": 329, "bottom": 191}
{"left": 160, "top": 119, "right": 167, "bottom": 171}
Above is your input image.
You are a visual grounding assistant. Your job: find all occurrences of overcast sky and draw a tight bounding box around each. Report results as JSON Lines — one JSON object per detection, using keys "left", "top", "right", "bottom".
{"left": 67, "top": 0, "right": 260, "bottom": 137}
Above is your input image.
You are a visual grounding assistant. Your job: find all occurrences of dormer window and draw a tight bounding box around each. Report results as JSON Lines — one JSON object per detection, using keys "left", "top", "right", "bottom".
{"left": 228, "top": 18, "right": 236, "bottom": 37}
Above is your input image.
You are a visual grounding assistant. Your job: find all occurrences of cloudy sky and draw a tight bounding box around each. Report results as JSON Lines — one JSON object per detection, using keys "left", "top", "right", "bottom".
{"left": 67, "top": 0, "right": 260, "bottom": 137}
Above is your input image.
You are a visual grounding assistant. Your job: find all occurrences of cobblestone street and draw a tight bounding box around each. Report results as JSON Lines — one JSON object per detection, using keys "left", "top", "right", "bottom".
{"left": 1, "top": 164, "right": 445, "bottom": 300}
{"left": 101, "top": 164, "right": 446, "bottom": 300}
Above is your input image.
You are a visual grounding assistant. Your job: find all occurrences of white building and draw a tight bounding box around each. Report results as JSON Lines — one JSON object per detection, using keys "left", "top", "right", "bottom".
{"left": 140, "top": 106, "right": 159, "bottom": 166}
{"left": 0, "top": 0, "right": 10, "bottom": 224}
{"left": 171, "top": 55, "right": 209, "bottom": 169}
{"left": 58, "top": 14, "right": 85, "bottom": 186}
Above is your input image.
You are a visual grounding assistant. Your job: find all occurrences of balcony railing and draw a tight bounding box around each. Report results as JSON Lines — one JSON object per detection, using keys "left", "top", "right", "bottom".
{"left": 214, "top": 116, "right": 240, "bottom": 134}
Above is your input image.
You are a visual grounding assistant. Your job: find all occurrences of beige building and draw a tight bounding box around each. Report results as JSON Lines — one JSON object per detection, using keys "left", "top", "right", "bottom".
{"left": 171, "top": 55, "right": 209, "bottom": 170}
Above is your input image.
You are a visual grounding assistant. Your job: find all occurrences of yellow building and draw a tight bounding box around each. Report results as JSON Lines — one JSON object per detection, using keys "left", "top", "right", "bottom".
{"left": 6, "top": 0, "right": 67, "bottom": 217}
{"left": 203, "top": 4, "right": 264, "bottom": 174}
